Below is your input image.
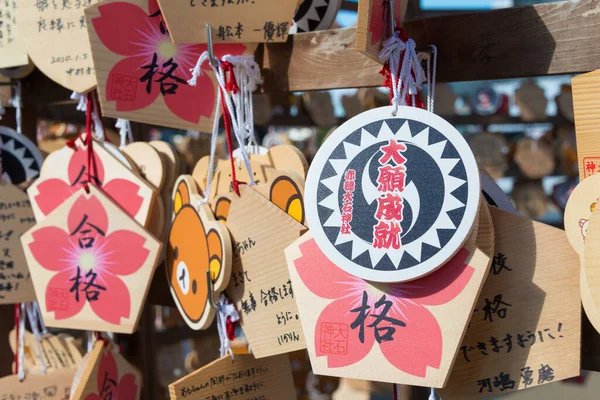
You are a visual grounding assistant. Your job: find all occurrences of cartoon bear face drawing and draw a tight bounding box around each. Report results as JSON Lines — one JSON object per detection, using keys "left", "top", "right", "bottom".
{"left": 580, "top": 218, "right": 590, "bottom": 241}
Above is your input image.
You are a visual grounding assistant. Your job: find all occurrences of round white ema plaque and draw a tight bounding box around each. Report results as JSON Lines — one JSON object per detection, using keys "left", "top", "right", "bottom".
{"left": 305, "top": 106, "right": 480, "bottom": 282}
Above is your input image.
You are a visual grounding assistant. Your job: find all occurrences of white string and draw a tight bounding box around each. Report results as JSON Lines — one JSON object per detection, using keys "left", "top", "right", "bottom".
{"left": 215, "top": 294, "right": 239, "bottom": 358}
{"left": 25, "top": 303, "right": 47, "bottom": 374}
{"left": 86, "top": 331, "right": 94, "bottom": 353}
{"left": 70, "top": 92, "right": 105, "bottom": 141}
{"left": 115, "top": 118, "right": 133, "bottom": 149}
{"left": 18, "top": 302, "right": 25, "bottom": 380}
{"left": 33, "top": 302, "right": 47, "bottom": 334}
{"left": 12, "top": 81, "right": 22, "bottom": 135}
{"left": 429, "top": 387, "right": 437, "bottom": 400}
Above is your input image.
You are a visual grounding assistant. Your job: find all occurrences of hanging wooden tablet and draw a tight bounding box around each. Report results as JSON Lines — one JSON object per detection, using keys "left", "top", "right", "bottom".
{"left": 28, "top": 138, "right": 155, "bottom": 228}
{"left": 21, "top": 185, "right": 162, "bottom": 333}
{"left": 471, "top": 87, "right": 501, "bottom": 116}
{"left": 0, "top": 183, "right": 36, "bottom": 304}
{"left": 515, "top": 79, "right": 548, "bottom": 122}
{"left": 511, "top": 179, "right": 548, "bottom": 219}
{"left": 70, "top": 341, "right": 142, "bottom": 400}
{"left": 17, "top": 0, "right": 99, "bottom": 92}
{"left": 9, "top": 329, "right": 83, "bottom": 373}
{"left": 0, "top": 1, "right": 28, "bottom": 69}
{"left": 303, "top": 92, "right": 337, "bottom": 128}
{"left": 556, "top": 84, "right": 574, "bottom": 122}
{"left": 514, "top": 137, "right": 555, "bottom": 180}
{"left": 0, "top": 126, "right": 44, "bottom": 184}
{"left": 225, "top": 184, "right": 307, "bottom": 358}
{"left": 305, "top": 106, "right": 481, "bottom": 283}
{"left": 355, "top": 0, "right": 408, "bottom": 63}
{"left": 169, "top": 353, "right": 296, "bottom": 400}
{"left": 291, "top": 0, "right": 341, "bottom": 33}
{"left": 122, "top": 142, "right": 165, "bottom": 190}
{"left": 572, "top": 70, "right": 600, "bottom": 181}
{"left": 85, "top": 0, "right": 256, "bottom": 132}
{"left": 581, "top": 207, "right": 600, "bottom": 332}
{"left": 166, "top": 175, "right": 232, "bottom": 330}
{"left": 564, "top": 173, "right": 600, "bottom": 256}
{"left": 150, "top": 140, "right": 180, "bottom": 194}
{"left": 0, "top": 368, "right": 75, "bottom": 400}
{"left": 467, "top": 132, "right": 507, "bottom": 180}
{"left": 440, "top": 208, "right": 580, "bottom": 399}
{"left": 285, "top": 231, "right": 490, "bottom": 387}
{"left": 479, "top": 169, "right": 516, "bottom": 214}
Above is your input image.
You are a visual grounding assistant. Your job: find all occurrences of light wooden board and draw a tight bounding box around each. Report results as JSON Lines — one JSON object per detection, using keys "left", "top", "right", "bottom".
{"left": 286, "top": 232, "right": 490, "bottom": 387}
{"left": 122, "top": 142, "right": 165, "bottom": 190}
{"left": 475, "top": 198, "right": 495, "bottom": 258}
{"left": 166, "top": 175, "right": 232, "bottom": 330}
{"left": 572, "top": 69, "right": 600, "bottom": 181}
{"left": 355, "top": 0, "right": 408, "bottom": 63}
{"left": 85, "top": 0, "right": 257, "bottom": 132}
{"left": 169, "top": 353, "right": 296, "bottom": 400}
{"left": 440, "top": 208, "right": 581, "bottom": 399}
{"left": 17, "top": 0, "right": 99, "bottom": 92}
{"left": 0, "top": 368, "right": 75, "bottom": 399}
{"left": 9, "top": 330, "right": 83, "bottom": 374}
{"left": 157, "top": 0, "right": 298, "bottom": 44}
{"left": 21, "top": 185, "right": 162, "bottom": 333}
{"left": 564, "top": 172, "right": 600, "bottom": 255}
{"left": 580, "top": 264, "right": 600, "bottom": 334}
{"left": 0, "top": 1, "right": 28, "bottom": 69}
{"left": 582, "top": 206, "right": 600, "bottom": 334}
{"left": 71, "top": 341, "right": 142, "bottom": 400}
{"left": 515, "top": 79, "right": 548, "bottom": 122}
{"left": 28, "top": 138, "right": 156, "bottom": 228}
{"left": 225, "top": 184, "right": 307, "bottom": 358}
{"left": 0, "top": 183, "right": 36, "bottom": 304}
{"left": 514, "top": 137, "right": 555, "bottom": 180}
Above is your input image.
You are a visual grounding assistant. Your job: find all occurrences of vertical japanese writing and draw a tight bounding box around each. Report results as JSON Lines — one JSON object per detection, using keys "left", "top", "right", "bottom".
{"left": 340, "top": 169, "right": 356, "bottom": 235}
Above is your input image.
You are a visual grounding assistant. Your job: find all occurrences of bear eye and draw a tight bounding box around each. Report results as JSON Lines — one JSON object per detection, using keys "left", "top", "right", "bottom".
{"left": 173, "top": 246, "right": 179, "bottom": 260}
{"left": 192, "top": 279, "right": 197, "bottom": 294}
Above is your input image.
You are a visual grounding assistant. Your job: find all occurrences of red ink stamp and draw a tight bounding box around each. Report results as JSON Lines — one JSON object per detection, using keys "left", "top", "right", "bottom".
{"left": 320, "top": 322, "right": 348, "bottom": 355}
{"left": 110, "top": 74, "right": 138, "bottom": 102}
{"left": 47, "top": 287, "right": 69, "bottom": 312}
{"left": 583, "top": 157, "right": 600, "bottom": 178}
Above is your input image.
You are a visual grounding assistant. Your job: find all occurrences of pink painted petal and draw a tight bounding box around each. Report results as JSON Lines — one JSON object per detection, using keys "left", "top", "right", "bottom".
{"left": 400, "top": 247, "right": 474, "bottom": 306}
{"left": 102, "top": 179, "right": 144, "bottom": 218}
{"left": 103, "top": 230, "right": 150, "bottom": 276}
{"left": 68, "top": 195, "right": 109, "bottom": 235}
{"left": 148, "top": 0, "right": 160, "bottom": 17}
{"left": 89, "top": 273, "right": 131, "bottom": 324}
{"left": 84, "top": 394, "right": 99, "bottom": 400}
{"left": 315, "top": 297, "right": 375, "bottom": 368}
{"left": 96, "top": 352, "right": 118, "bottom": 393}
{"left": 93, "top": 2, "right": 150, "bottom": 56}
{"left": 46, "top": 270, "right": 85, "bottom": 320}
{"left": 379, "top": 302, "right": 442, "bottom": 377}
{"left": 118, "top": 373, "right": 139, "bottom": 399}
{"left": 68, "top": 148, "right": 105, "bottom": 187}
{"left": 293, "top": 238, "right": 354, "bottom": 299}
{"left": 34, "top": 179, "right": 75, "bottom": 216}
{"left": 163, "top": 70, "right": 215, "bottom": 123}
{"left": 29, "top": 227, "right": 73, "bottom": 272}
{"left": 105, "top": 56, "right": 159, "bottom": 112}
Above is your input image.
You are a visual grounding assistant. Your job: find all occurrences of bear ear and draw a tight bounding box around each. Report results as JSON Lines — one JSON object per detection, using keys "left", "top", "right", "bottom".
{"left": 269, "top": 175, "right": 305, "bottom": 224}
{"left": 173, "top": 178, "right": 191, "bottom": 215}
{"left": 214, "top": 196, "right": 231, "bottom": 223}
{"left": 580, "top": 219, "right": 587, "bottom": 228}
{"left": 192, "top": 156, "right": 212, "bottom": 192}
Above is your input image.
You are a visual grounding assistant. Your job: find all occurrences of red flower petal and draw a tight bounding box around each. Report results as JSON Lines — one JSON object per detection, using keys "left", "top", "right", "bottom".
{"left": 68, "top": 195, "right": 109, "bottom": 236}
{"left": 96, "top": 352, "right": 118, "bottom": 393}
{"left": 379, "top": 302, "right": 442, "bottom": 377}
{"left": 103, "top": 179, "right": 144, "bottom": 218}
{"left": 315, "top": 297, "right": 375, "bottom": 368}
{"left": 293, "top": 238, "right": 354, "bottom": 299}
{"left": 103, "top": 230, "right": 150, "bottom": 276}
{"left": 34, "top": 179, "right": 75, "bottom": 216}
{"left": 68, "top": 147, "right": 105, "bottom": 187}
{"left": 105, "top": 56, "right": 159, "bottom": 112}
{"left": 93, "top": 2, "right": 151, "bottom": 56}
{"left": 400, "top": 247, "right": 474, "bottom": 306}
{"left": 89, "top": 273, "right": 131, "bottom": 324}
{"left": 29, "top": 227, "right": 73, "bottom": 272}
{"left": 148, "top": 0, "right": 160, "bottom": 17}
{"left": 118, "top": 373, "right": 139, "bottom": 399}
{"left": 163, "top": 71, "right": 215, "bottom": 123}
{"left": 46, "top": 270, "right": 85, "bottom": 320}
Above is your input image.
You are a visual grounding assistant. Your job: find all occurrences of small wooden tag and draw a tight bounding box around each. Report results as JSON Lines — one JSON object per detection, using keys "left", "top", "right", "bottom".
{"left": 122, "top": 142, "right": 165, "bottom": 190}
{"left": 21, "top": 185, "right": 162, "bottom": 333}
{"left": 17, "top": 0, "right": 99, "bottom": 92}
{"left": 169, "top": 353, "right": 296, "bottom": 400}
{"left": 0, "top": 183, "right": 36, "bottom": 304}
{"left": 0, "top": 1, "right": 28, "bottom": 69}
{"left": 440, "top": 208, "right": 580, "bottom": 399}
{"left": 28, "top": 138, "right": 155, "bottom": 228}
{"left": 286, "top": 231, "right": 490, "bottom": 387}
{"left": 166, "top": 175, "right": 232, "bottom": 330}
{"left": 0, "top": 368, "right": 75, "bottom": 400}
{"left": 157, "top": 0, "right": 298, "bottom": 43}
{"left": 225, "top": 184, "right": 307, "bottom": 358}
{"left": 71, "top": 341, "right": 142, "bottom": 400}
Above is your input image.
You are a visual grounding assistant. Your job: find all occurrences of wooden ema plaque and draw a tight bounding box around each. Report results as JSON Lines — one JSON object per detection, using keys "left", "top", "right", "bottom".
{"left": 0, "top": 368, "right": 75, "bottom": 400}
{"left": 0, "top": 183, "right": 36, "bottom": 304}
{"left": 169, "top": 354, "right": 296, "bottom": 400}
{"left": 28, "top": 138, "right": 155, "bottom": 228}
{"left": 17, "top": 0, "right": 99, "bottom": 92}
{"left": 356, "top": 0, "right": 408, "bottom": 63}
{"left": 85, "top": 0, "right": 256, "bottom": 132}
{"left": 285, "top": 231, "right": 490, "bottom": 387}
{"left": 21, "top": 185, "right": 162, "bottom": 333}
{"left": 439, "top": 208, "right": 580, "bottom": 399}
{"left": 157, "top": 0, "right": 298, "bottom": 44}
{"left": 571, "top": 70, "right": 600, "bottom": 181}
{"left": 0, "top": 126, "right": 44, "bottom": 185}
{"left": 0, "top": 1, "right": 28, "bottom": 69}
{"left": 70, "top": 341, "right": 142, "bottom": 400}
{"left": 225, "top": 184, "right": 307, "bottom": 358}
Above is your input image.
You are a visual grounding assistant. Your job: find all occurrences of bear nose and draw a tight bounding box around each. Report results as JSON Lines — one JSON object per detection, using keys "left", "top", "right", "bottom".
{"left": 176, "top": 261, "right": 190, "bottom": 295}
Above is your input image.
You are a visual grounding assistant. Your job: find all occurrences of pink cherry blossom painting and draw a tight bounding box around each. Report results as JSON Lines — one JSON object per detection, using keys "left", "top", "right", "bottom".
{"left": 285, "top": 232, "right": 491, "bottom": 387}
{"left": 84, "top": 0, "right": 256, "bottom": 132}
{"left": 21, "top": 185, "right": 162, "bottom": 334}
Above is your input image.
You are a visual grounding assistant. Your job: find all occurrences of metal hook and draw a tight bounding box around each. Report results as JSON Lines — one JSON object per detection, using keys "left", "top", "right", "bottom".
{"left": 205, "top": 25, "right": 218, "bottom": 69}
{"left": 206, "top": 269, "right": 218, "bottom": 310}
{"left": 388, "top": 0, "right": 396, "bottom": 38}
